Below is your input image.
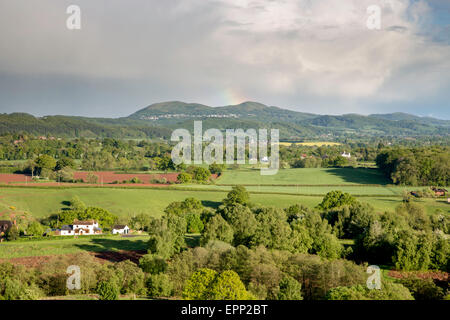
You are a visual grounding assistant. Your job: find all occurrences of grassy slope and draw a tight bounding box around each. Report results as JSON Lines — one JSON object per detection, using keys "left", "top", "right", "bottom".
{"left": 0, "top": 235, "right": 150, "bottom": 259}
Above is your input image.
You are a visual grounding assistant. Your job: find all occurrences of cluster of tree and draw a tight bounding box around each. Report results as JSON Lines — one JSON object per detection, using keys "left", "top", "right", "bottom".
{"left": 0, "top": 253, "right": 149, "bottom": 300}
{"left": 326, "top": 200, "right": 449, "bottom": 272}
{"left": 177, "top": 166, "right": 212, "bottom": 184}
{"left": 376, "top": 147, "right": 450, "bottom": 186}
{"left": 0, "top": 135, "right": 174, "bottom": 172}
{"left": 42, "top": 196, "right": 117, "bottom": 230}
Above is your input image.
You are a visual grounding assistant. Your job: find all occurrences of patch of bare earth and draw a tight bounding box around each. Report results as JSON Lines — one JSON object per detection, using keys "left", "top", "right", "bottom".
{"left": 0, "top": 250, "right": 147, "bottom": 268}
{"left": 388, "top": 270, "right": 449, "bottom": 282}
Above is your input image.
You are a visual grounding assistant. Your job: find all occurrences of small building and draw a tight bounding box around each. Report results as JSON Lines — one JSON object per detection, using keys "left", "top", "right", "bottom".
{"left": 112, "top": 225, "right": 130, "bottom": 235}
{"left": 341, "top": 152, "right": 351, "bottom": 158}
{"left": 0, "top": 220, "right": 13, "bottom": 236}
{"left": 431, "top": 187, "right": 448, "bottom": 197}
{"left": 60, "top": 225, "right": 75, "bottom": 236}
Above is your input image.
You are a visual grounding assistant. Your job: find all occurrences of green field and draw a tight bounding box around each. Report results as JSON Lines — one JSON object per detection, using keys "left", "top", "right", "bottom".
{"left": 216, "top": 168, "right": 390, "bottom": 185}
{"left": 0, "top": 235, "right": 150, "bottom": 259}
{"left": 0, "top": 168, "right": 447, "bottom": 223}
{"left": 0, "top": 187, "right": 447, "bottom": 219}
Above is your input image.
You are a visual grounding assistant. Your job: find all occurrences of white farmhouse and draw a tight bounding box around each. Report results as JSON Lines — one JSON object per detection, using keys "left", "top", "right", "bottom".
{"left": 341, "top": 152, "right": 351, "bottom": 158}
{"left": 112, "top": 225, "right": 130, "bottom": 235}
{"left": 55, "top": 220, "right": 102, "bottom": 236}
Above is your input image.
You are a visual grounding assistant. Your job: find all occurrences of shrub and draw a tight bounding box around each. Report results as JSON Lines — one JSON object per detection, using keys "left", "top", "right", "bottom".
{"left": 96, "top": 280, "right": 120, "bottom": 300}
{"left": 177, "top": 172, "right": 192, "bottom": 184}
{"left": 86, "top": 173, "right": 99, "bottom": 184}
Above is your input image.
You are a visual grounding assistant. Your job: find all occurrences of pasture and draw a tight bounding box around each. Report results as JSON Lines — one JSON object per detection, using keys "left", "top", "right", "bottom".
{"left": 0, "top": 168, "right": 447, "bottom": 223}
{"left": 216, "top": 167, "right": 390, "bottom": 185}
{"left": 0, "top": 235, "right": 150, "bottom": 259}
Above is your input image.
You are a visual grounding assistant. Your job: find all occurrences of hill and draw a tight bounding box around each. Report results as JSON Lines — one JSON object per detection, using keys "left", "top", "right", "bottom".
{"left": 0, "top": 113, "right": 171, "bottom": 139}
{"left": 1, "top": 101, "right": 449, "bottom": 140}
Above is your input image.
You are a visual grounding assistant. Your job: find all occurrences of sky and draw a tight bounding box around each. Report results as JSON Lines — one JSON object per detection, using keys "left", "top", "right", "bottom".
{"left": 0, "top": 0, "right": 449, "bottom": 119}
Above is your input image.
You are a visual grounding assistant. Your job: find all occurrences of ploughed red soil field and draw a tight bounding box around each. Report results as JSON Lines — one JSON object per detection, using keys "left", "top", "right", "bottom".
{"left": 0, "top": 173, "right": 30, "bottom": 183}
{"left": 73, "top": 171, "right": 179, "bottom": 184}
{"left": 0, "top": 172, "right": 218, "bottom": 187}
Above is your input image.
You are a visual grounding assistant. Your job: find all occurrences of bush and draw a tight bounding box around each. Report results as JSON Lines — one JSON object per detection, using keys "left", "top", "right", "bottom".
{"left": 96, "top": 280, "right": 120, "bottom": 300}
{"left": 192, "top": 167, "right": 211, "bottom": 182}
{"left": 177, "top": 172, "right": 192, "bottom": 184}
{"left": 86, "top": 173, "right": 99, "bottom": 184}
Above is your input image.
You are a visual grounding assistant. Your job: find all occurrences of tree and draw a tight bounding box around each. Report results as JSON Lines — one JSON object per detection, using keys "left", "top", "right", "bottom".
{"left": 34, "top": 155, "right": 56, "bottom": 175}
{"left": 148, "top": 214, "right": 187, "bottom": 259}
{"left": 208, "top": 270, "right": 253, "bottom": 300}
{"left": 5, "top": 225, "right": 19, "bottom": 241}
{"left": 156, "top": 156, "right": 176, "bottom": 171}
{"left": 139, "top": 254, "right": 168, "bottom": 274}
{"left": 209, "top": 163, "right": 225, "bottom": 174}
{"left": 220, "top": 204, "right": 258, "bottom": 247}
{"left": 277, "top": 276, "right": 303, "bottom": 300}
{"left": 183, "top": 269, "right": 252, "bottom": 300}
{"left": 130, "top": 213, "right": 152, "bottom": 231}
{"left": 27, "top": 222, "right": 44, "bottom": 237}
{"left": 325, "top": 282, "right": 413, "bottom": 300}
{"left": 223, "top": 186, "right": 250, "bottom": 206}
{"left": 96, "top": 280, "right": 119, "bottom": 300}
{"left": 201, "top": 215, "right": 234, "bottom": 245}
{"left": 182, "top": 268, "right": 218, "bottom": 300}
{"left": 147, "top": 274, "right": 173, "bottom": 298}
{"left": 251, "top": 207, "right": 291, "bottom": 250}
{"left": 397, "top": 277, "right": 444, "bottom": 300}
{"left": 114, "top": 260, "right": 146, "bottom": 295}
{"left": 55, "top": 157, "right": 75, "bottom": 171}
{"left": 193, "top": 167, "right": 211, "bottom": 182}
{"left": 186, "top": 213, "right": 204, "bottom": 234}
{"left": 56, "top": 167, "right": 74, "bottom": 182}
{"left": 317, "top": 191, "right": 356, "bottom": 211}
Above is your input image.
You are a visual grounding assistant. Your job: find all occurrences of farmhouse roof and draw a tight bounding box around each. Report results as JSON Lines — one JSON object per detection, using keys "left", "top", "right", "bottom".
{"left": 73, "top": 220, "right": 97, "bottom": 225}
{"left": 0, "top": 220, "right": 12, "bottom": 230}
{"left": 113, "top": 225, "right": 128, "bottom": 230}
{"left": 61, "top": 225, "right": 72, "bottom": 230}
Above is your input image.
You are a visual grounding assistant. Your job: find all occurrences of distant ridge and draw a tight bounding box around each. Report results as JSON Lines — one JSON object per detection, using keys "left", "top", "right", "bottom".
{"left": 1, "top": 101, "right": 449, "bottom": 139}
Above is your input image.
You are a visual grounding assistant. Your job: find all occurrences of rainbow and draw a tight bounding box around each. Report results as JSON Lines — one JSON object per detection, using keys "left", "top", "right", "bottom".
{"left": 221, "top": 88, "right": 249, "bottom": 106}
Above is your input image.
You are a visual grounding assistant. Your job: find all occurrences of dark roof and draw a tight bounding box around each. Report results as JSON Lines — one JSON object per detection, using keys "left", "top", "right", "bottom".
{"left": 0, "top": 220, "right": 13, "bottom": 230}
{"left": 73, "top": 220, "right": 96, "bottom": 225}
{"left": 113, "top": 225, "right": 128, "bottom": 229}
{"left": 61, "top": 225, "right": 73, "bottom": 230}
